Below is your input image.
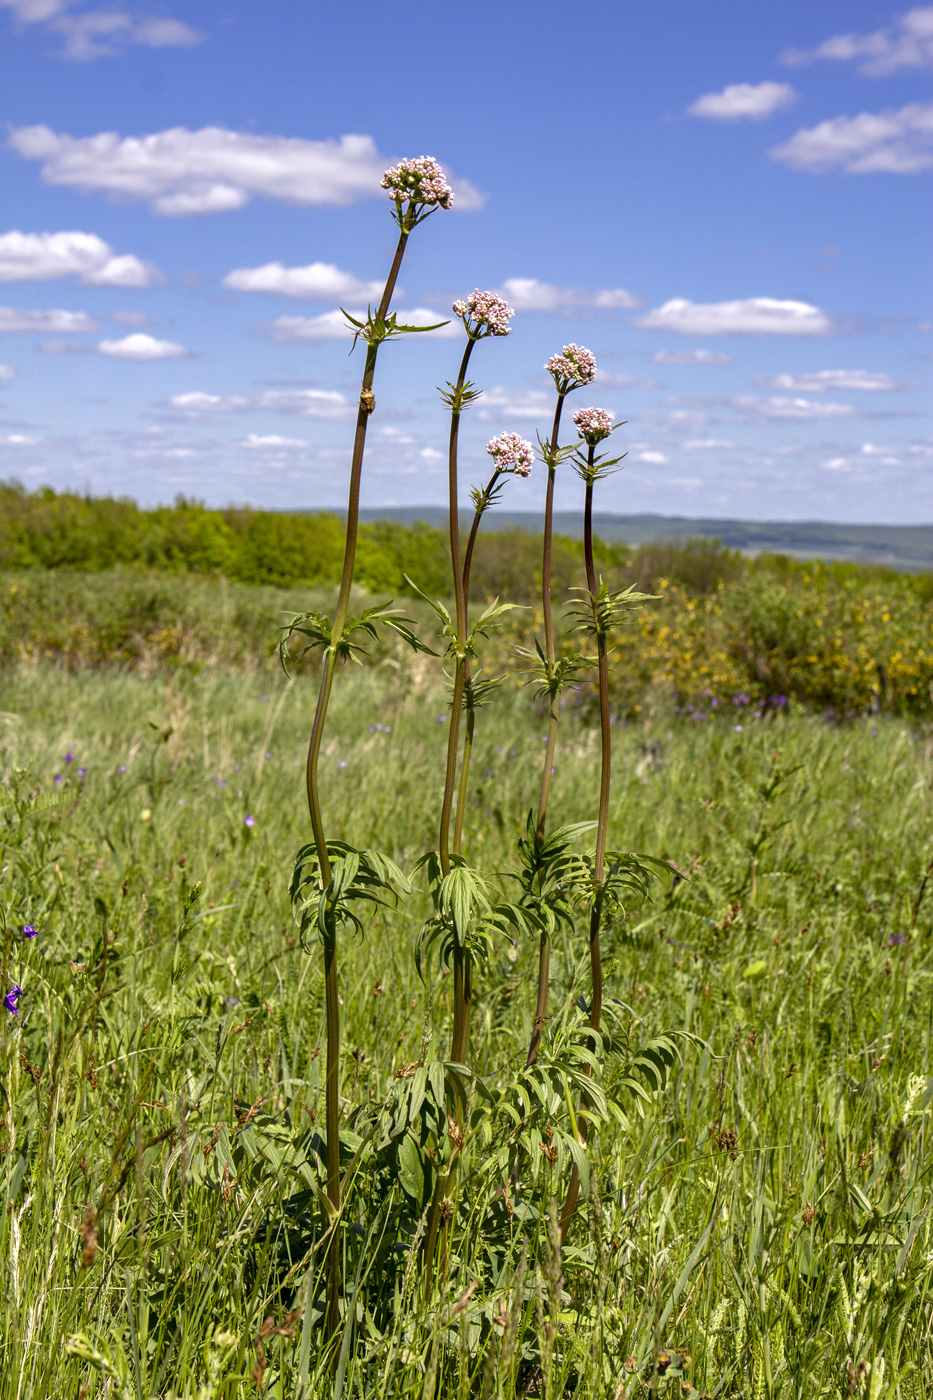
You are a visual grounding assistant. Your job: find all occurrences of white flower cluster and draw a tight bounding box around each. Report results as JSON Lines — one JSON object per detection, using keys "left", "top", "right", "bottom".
{"left": 572, "top": 406, "right": 614, "bottom": 444}
{"left": 546, "top": 343, "right": 597, "bottom": 390}
{"left": 381, "top": 157, "right": 453, "bottom": 210}
{"left": 485, "top": 432, "right": 534, "bottom": 477}
{"left": 452, "top": 289, "right": 514, "bottom": 337}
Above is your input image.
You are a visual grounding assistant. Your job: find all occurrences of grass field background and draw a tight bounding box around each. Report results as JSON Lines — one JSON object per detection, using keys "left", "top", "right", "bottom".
{"left": 1, "top": 626, "right": 931, "bottom": 1396}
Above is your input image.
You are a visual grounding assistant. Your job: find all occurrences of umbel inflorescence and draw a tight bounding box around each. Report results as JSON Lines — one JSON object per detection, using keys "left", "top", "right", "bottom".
{"left": 547, "top": 343, "right": 598, "bottom": 394}
{"left": 486, "top": 432, "right": 535, "bottom": 477}
{"left": 380, "top": 156, "right": 454, "bottom": 210}
{"left": 453, "top": 288, "right": 514, "bottom": 338}
{"left": 573, "top": 405, "right": 615, "bottom": 444}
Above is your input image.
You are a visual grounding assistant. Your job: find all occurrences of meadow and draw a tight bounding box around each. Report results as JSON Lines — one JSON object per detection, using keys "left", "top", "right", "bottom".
{"left": 1, "top": 635, "right": 931, "bottom": 1398}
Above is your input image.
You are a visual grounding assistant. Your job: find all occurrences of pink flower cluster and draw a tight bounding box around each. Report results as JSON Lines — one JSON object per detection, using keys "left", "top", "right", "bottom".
{"left": 381, "top": 157, "right": 453, "bottom": 210}
{"left": 573, "top": 407, "right": 614, "bottom": 444}
{"left": 546, "top": 343, "right": 597, "bottom": 390}
{"left": 452, "top": 289, "right": 514, "bottom": 337}
{"left": 485, "top": 432, "right": 534, "bottom": 477}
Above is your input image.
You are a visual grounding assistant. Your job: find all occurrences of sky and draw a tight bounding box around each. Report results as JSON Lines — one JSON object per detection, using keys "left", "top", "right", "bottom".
{"left": 0, "top": 0, "right": 930, "bottom": 523}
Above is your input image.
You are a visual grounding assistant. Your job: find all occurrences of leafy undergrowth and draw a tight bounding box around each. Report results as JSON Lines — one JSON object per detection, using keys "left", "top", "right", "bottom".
{"left": 1, "top": 663, "right": 931, "bottom": 1398}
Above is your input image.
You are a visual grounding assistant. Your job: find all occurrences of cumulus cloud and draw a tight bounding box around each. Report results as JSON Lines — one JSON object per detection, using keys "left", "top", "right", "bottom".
{"left": 7, "top": 125, "right": 484, "bottom": 215}
{"left": 98, "top": 332, "right": 187, "bottom": 360}
{"left": 0, "top": 363, "right": 16, "bottom": 378}
{"left": 651, "top": 348, "right": 732, "bottom": 365}
{"left": 769, "top": 103, "right": 933, "bottom": 174}
{"left": 781, "top": 7, "right": 933, "bottom": 76}
{"left": 0, "top": 229, "right": 158, "bottom": 286}
{"left": 498, "top": 277, "right": 640, "bottom": 312}
{"left": 0, "top": 1, "right": 203, "bottom": 60}
{"left": 241, "top": 433, "right": 308, "bottom": 449}
{"left": 634, "top": 450, "right": 669, "bottom": 464}
{"left": 265, "top": 307, "right": 458, "bottom": 342}
{"left": 223, "top": 260, "right": 384, "bottom": 301}
{"left": 475, "top": 386, "right": 553, "bottom": 421}
{"left": 756, "top": 370, "right": 914, "bottom": 392}
{"left": 0, "top": 305, "right": 97, "bottom": 332}
{"left": 732, "top": 395, "right": 858, "bottom": 420}
{"left": 687, "top": 81, "right": 796, "bottom": 121}
{"left": 167, "top": 387, "right": 352, "bottom": 420}
{"left": 634, "top": 297, "right": 834, "bottom": 336}
{"left": 0, "top": 432, "right": 40, "bottom": 445}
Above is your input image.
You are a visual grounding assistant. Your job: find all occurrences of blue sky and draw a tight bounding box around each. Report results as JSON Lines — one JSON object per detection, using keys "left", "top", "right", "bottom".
{"left": 0, "top": 0, "right": 930, "bottom": 522}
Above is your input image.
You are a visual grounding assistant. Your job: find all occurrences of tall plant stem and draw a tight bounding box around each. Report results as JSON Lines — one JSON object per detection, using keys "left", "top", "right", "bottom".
{"left": 451, "top": 467, "right": 500, "bottom": 857}
{"left": 560, "top": 447, "right": 610, "bottom": 1243}
{"left": 423, "top": 336, "right": 477, "bottom": 1285}
{"left": 304, "top": 226, "right": 408, "bottom": 1340}
{"left": 525, "top": 396, "right": 565, "bottom": 1070}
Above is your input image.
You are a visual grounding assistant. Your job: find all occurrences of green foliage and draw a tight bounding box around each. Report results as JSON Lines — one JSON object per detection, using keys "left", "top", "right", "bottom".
{"left": 1, "top": 663, "right": 930, "bottom": 1395}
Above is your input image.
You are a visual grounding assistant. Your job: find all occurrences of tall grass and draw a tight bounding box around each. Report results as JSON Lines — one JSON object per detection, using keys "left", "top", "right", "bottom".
{"left": 1, "top": 660, "right": 930, "bottom": 1397}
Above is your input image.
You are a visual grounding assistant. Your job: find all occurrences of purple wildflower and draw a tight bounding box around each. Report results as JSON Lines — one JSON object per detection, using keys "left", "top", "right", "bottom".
{"left": 119, "top": 765, "right": 126, "bottom": 772}
{"left": 244, "top": 814, "right": 255, "bottom": 828}
{"left": 77, "top": 767, "right": 87, "bottom": 777}
{"left": 486, "top": 432, "right": 534, "bottom": 477}
{"left": 3, "top": 985, "right": 23, "bottom": 1015}
{"left": 23, "top": 925, "right": 37, "bottom": 939}
{"left": 54, "top": 774, "right": 62, "bottom": 785}
{"left": 64, "top": 752, "right": 74, "bottom": 763}
{"left": 888, "top": 931, "right": 906, "bottom": 946}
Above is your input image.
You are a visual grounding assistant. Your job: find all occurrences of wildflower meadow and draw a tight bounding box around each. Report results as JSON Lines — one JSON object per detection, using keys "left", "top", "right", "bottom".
{"left": 1, "top": 157, "right": 931, "bottom": 1400}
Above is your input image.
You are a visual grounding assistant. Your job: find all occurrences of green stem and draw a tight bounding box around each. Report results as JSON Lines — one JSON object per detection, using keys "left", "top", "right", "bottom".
{"left": 526, "top": 394, "right": 565, "bottom": 1070}
{"left": 560, "top": 449, "right": 610, "bottom": 1243}
{"left": 303, "top": 224, "right": 408, "bottom": 1340}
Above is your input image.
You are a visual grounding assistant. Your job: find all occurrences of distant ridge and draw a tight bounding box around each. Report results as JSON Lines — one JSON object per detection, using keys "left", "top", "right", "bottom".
{"left": 354, "top": 509, "right": 933, "bottom": 571}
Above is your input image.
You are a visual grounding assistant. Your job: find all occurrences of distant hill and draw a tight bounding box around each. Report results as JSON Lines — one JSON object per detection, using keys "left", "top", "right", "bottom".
{"left": 357, "top": 509, "right": 933, "bottom": 571}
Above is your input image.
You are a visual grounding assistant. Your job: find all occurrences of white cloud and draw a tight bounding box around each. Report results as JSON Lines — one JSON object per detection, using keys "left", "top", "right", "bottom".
{"left": 756, "top": 370, "right": 913, "bottom": 392}
{"left": 498, "top": 277, "right": 640, "bottom": 312}
{"left": 732, "top": 395, "right": 857, "bottom": 420}
{"left": 0, "top": 305, "right": 97, "bottom": 332}
{"left": 651, "top": 348, "right": 732, "bottom": 365}
{"left": 0, "top": 432, "right": 40, "bottom": 445}
{"left": 110, "top": 309, "right": 150, "bottom": 326}
{"left": 683, "top": 438, "right": 736, "bottom": 449}
{"left": 0, "top": 363, "right": 15, "bottom": 379}
{"left": 781, "top": 7, "right": 933, "bottom": 76}
{"left": 688, "top": 81, "right": 796, "bottom": 122}
{"left": 98, "top": 332, "right": 187, "bottom": 360}
{"left": 476, "top": 386, "right": 553, "bottom": 421}
{"left": 223, "top": 260, "right": 384, "bottom": 301}
{"left": 7, "top": 125, "right": 483, "bottom": 215}
{"left": 265, "top": 306, "right": 459, "bottom": 342}
{"left": 596, "top": 370, "right": 662, "bottom": 389}
{"left": 241, "top": 433, "right": 308, "bottom": 449}
{"left": 634, "top": 297, "right": 833, "bottom": 336}
{"left": 167, "top": 387, "right": 352, "bottom": 420}
{"left": 0, "top": 229, "right": 158, "bottom": 286}
{"left": 634, "top": 450, "right": 669, "bottom": 464}
{"left": 0, "top": 2, "right": 203, "bottom": 60}
{"left": 769, "top": 103, "right": 933, "bottom": 174}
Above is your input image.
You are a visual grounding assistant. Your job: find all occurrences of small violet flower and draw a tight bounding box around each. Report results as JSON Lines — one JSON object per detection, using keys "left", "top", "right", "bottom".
{"left": 244, "top": 814, "right": 255, "bottom": 828}
{"left": 64, "top": 752, "right": 74, "bottom": 764}
{"left": 77, "top": 767, "right": 87, "bottom": 777}
{"left": 486, "top": 432, "right": 534, "bottom": 477}
{"left": 3, "top": 985, "right": 23, "bottom": 1015}
{"left": 573, "top": 406, "right": 614, "bottom": 445}
{"left": 54, "top": 775, "right": 62, "bottom": 785}
{"left": 546, "top": 343, "right": 597, "bottom": 394}
{"left": 23, "top": 925, "right": 37, "bottom": 939}
{"left": 453, "top": 288, "right": 513, "bottom": 339}
{"left": 888, "top": 931, "right": 906, "bottom": 946}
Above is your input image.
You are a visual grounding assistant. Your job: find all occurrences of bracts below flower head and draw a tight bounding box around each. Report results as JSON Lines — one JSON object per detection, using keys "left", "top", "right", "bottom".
{"left": 573, "top": 406, "right": 614, "bottom": 445}
{"left": 486, "top": 432, "right": 534, "bottom": 477}
{"left": 546, "top": 343, "right": 597, "bottom": 396}
{"left": 381, "top": 156, "right": 453, "bottom": 228}
{"left": 453, "top": 289, "right": 514, "bottom": 339}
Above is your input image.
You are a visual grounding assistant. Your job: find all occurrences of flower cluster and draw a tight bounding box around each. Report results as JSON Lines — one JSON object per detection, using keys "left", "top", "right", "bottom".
{"left": 573, "top": 406, "right": 614, "bottom": 444}
{"left": 486, "top": 433, "right": 534, "bottom": 477}
{"left": 381, "top": 157, "right": 453, "bottom": 211}
{"left": 546, "top": 344, "right": 597, "bottom": 393}
{"left": 452, "top": 289, "right": 513, "bottom": 338}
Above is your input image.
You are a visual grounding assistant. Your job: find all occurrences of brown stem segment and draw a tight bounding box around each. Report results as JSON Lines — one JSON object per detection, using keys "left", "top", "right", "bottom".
{"left": 525, "top": 394, "right": 565, "bottom": 1070}
{"left": 303, "top": 226, "right": 408, "bottom": 1340}
{"left": 560, "top": 448, "right": 611, "bottom": 1243}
